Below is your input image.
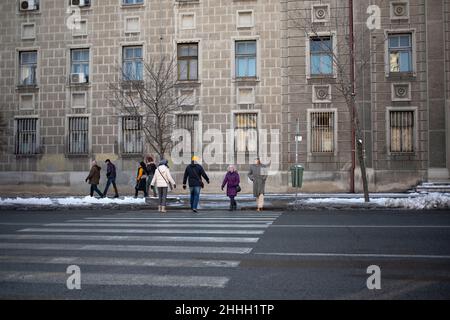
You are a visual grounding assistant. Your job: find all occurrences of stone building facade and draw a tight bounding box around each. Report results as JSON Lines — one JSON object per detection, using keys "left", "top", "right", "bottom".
{"left": 0, "top": 0, "right": 448, "bottom": 195}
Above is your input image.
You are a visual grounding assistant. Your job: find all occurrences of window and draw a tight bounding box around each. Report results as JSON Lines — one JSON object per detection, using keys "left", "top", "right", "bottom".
{"left": 389, "top": 111, "right": 414, "bottom": 153}
{"left": 123, "top": 0, "right": 143, "bottom": 5}
{"left": 15, "top": 118, "right": 38, "bottom": 155}
{"left": 71, "top": 49, "right": 89, "bottom": 82}
{"left": 388, "top": 33, "right": 413, "bottom": 73}
{"left": 68, "top": 117, "right": 89, "bottom": 154}
{"left": 310, "top": 111, "right": 335, "bottom": 153}
{"left": 19, "top": 51, "right": 37, "bottom": 86}
{"left": 234, "top": 113, "right": 258, "bottom": 154}
{"left": 121, "top": 116, "right": 143, "bottom": 154}
{"left": 122, "top": 46, "right": 143, "bottom": 81}
{"left": 235, "top": 41, "right": 257, "bottom": 78}
{"left": 177, "top": 114, "right": 199, "bottom": 156}
{"left": 310, "top": 36, "right": 333, "bottom": 76}
{"left": 177, "top": 43, "right": 198, "bottom": 81}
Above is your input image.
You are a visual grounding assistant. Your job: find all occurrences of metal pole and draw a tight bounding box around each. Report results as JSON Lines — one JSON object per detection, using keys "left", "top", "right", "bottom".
{"left": 349, "top": 0, "right": 356, "bottom": 194}
{"left": 295, "top": 118, "right": 300, "bottom": 208}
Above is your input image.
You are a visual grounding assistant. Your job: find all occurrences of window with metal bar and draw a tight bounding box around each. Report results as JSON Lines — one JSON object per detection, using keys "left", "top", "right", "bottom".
{"left": 15, "top": 118, "right": 38, "bottom": 155}
{"left": 122, "top": 116, "right": 143, "bottom": 154}
{"left": 234, "top": 113, "right": 258, "bottom": 154}
{"left": 310, "top": 111, "right": 335, "bottom": 153}
{"left": 390, "top": 111, "right": 414, "bottom": 153}
{"left": 19, "top": 51, "right": 37, "bottom": 86}
{"left": 177, "top": 43, "right": 198, "bottom": 81}
{"left": 177, "top": 114, "right": 199, "bottom": 156}
{"left": 68, "top": 117, "right": 89, "bottom": 154}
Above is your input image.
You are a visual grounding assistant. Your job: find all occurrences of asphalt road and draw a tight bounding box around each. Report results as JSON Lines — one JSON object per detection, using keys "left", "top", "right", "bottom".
{"left": 0, "top": 208, "right": 449, "bottom": 300}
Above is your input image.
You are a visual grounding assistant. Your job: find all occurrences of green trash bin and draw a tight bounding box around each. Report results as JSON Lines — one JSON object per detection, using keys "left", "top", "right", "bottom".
{"left": 290, "top": 165, "right": 304, "bottom": 188}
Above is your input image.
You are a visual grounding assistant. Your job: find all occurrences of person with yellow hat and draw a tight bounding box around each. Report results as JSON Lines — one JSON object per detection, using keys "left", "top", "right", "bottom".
{"left": 182, "top": 155, "right": 210, "bottom": 213}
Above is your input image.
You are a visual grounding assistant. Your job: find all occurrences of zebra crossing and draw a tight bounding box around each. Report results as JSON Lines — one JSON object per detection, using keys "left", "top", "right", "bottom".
{"left": 0, "top": 212, "right": 281, "bottom": 295}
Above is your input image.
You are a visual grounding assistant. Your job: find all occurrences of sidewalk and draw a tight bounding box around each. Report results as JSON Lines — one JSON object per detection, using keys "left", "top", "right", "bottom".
{"left": 0, "top": 192, "right": 449, "bottom": 211}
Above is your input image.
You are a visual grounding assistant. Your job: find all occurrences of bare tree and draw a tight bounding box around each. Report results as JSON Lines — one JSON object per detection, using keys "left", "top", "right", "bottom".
{"left": 290, "top": 2, "right": 374, "bottom": 202}
{"left": 0, "top": 112, "right": 8, "bottom": 153}
{"left": 108, "top": 55, "right": 185, "bottom": 160}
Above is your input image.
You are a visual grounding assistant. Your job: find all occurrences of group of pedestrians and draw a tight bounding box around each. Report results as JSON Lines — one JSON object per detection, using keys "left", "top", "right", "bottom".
{"left": 85, "top": 156, "right": 268, "bottom": 213}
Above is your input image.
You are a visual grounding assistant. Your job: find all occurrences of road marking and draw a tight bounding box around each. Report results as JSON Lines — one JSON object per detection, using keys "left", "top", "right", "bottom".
{"left": 255, "top": 252, "right": 450, "bottom": 260}
{"left": 44, "top": 223, "right": 270, "bottom": 228}
{"left": 0, "top": 255, "right": 240, "bottom": 268}
{"left": 78, "top": 218, "right": 277, "bottom": 222}
{"left": 19, "top": 228, "right": 265, "bottom": 235}
{"left": 270, "top": 225, "right": 450, "bottom": 229}
{"left": 0, "top": 234, "right": 259, "bottom": 243}
{"left": 0, "top": 242, "right": 253, "bottom": 254}
{"left": 67, "top": 219, "right": 274, "bottom": 225}
{"left": 0, "top": 271, "right": 229, "bottom": 288}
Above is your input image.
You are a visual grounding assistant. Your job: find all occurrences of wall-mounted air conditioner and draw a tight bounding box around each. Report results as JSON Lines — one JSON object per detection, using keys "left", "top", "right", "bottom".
{"left": 20, "top": 0, "right": 38, "bottom": 11}
{"left": 70, "top": 73, "right": 87, "bottom": 84}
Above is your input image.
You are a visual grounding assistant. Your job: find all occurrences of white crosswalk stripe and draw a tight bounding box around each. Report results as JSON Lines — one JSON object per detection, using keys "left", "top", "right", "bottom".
{"left": 0, "top": 212, "right": 281, "bottom": 291}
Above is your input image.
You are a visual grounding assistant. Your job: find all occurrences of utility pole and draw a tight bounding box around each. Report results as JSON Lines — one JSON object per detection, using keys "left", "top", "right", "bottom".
{"left": 349, "top": 0, "right": 356, "bottom": 194}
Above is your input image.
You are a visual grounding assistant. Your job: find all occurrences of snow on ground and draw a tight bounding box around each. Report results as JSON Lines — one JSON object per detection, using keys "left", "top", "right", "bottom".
{"left": 0, "top": 196, "right": 146, "bottom": 206}
{"left": 0, "top": 197, "right": 54, "bottom": 206}
{"left": 303, "top": 193, "right": 450, "bottom": 210}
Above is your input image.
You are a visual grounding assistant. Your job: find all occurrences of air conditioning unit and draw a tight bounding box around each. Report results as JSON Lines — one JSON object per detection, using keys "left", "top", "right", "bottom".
{"left": 70, "top": 73, "right": 87, "bottom": 84}
{"left": 71, "top": 0, "right": 90, "bottom": 7}
{"left": 20, "top": 0, "right": 37, "bottom": 11}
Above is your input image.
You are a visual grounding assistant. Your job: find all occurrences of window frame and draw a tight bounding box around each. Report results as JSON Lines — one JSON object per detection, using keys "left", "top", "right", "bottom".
{"left": 18, "top": 50, "right": 38, "bottom": 86}
{"left": 175, "top": 111, "right": 202, "bottom": 159}
{"left": 66, "top": 115, "right": 90, "bottom": 156}
{"left": 119, "top": 115, "right": 144, "bottom": 155}
{"left": 122, "top": 45, "right": 144, "bottom": 82}
{"left": 385, "top": 30, "right": 416, "bottom": 77}
{"left": 70, "top": 48, "right": 90, "bottom": 83}
{"left": 306, "top": 32, "right": 337, "bottom": 78}
{"left": 177, "top": 42, "right": 199, "bottom": 81}
{"left": 232, "top": 111, "right": 260, "bottom": 158}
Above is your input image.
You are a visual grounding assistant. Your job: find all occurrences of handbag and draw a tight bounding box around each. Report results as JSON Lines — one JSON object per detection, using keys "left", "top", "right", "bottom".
{"left": 236, "top": 185, "right": 242, "bottom": 193}
{"left": 158, "top": 167, "right": 173, "bottom": 191}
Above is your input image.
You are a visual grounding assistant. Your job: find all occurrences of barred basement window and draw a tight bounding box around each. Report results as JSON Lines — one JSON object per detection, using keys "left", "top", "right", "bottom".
{"left": 68, "top": 117, "right": 89, "bottom": 154}
{"left": 390, "top": 111, "right": 414, "bottom": 153}
{"left": 310, "top": 111, "right": 335, "bottom": 153}
{"left": 15, "top": 118, "right": 38, "bottom": 155}
{"left": 234, "top": 113, "right": 258, "bottom": 154}
{"left": 177, "top": 113, "right": 199, "bottom": 157}
{"left": 122, "top": 116, "right": 143, "bottom": 154}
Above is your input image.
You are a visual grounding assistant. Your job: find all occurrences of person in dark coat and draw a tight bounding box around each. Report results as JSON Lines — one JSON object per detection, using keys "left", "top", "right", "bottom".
{"left": 248, "top": 157, "right": 268, "bottom": 211}
{"left": 145, "top": 155, "right": 158, "bottom": 197}
{"left": 85, "top": 160, "right": 104, "bottom": 198}
{"left": 182, "top": 156, "right": 210, "bottom": 213}
{"left": 103, "top": 159, "right": 119, "bottom": 198}
{"left": 221, "top": 165, "right": 240, "bottom": 211}
{"left": 134, "top": 161, "right": 148, "bottom": 198}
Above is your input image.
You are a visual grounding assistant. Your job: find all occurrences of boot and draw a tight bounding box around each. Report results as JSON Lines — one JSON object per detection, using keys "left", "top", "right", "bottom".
{"left": 158, "top": 205, "right": 161, "bottom": 212}
{"left": 161, "top": 206, "right": 166, "bottom": 213}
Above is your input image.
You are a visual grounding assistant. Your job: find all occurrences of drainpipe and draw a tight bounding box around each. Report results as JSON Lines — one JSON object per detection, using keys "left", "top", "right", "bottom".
{"left": 349, "top": 0, "right": 356, "bottom": 193}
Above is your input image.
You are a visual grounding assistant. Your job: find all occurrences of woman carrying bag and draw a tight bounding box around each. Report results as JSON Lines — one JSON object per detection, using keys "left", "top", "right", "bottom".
{"left": 134, "top": 161, "right": 148, "bottom": 198}
{"left": 221, "top": 165, "right": 241, "bottom": 211}
{"left": 151, "top": 159, "right": 176, "bottom": 213}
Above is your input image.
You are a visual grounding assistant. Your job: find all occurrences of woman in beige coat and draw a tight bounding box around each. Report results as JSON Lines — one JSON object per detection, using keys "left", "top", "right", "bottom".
{"left": 150, "top": 159, "right": 176, "bottom": 213}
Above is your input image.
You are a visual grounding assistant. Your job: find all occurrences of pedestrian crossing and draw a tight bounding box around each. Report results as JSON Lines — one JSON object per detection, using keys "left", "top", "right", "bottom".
{"left": 0, "top": 212, "right": 281, "bottom": 295}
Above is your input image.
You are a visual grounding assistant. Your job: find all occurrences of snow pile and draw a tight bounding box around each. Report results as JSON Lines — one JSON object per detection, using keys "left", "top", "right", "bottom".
{"left": 0, "top": 197, "right": 54, "bottom": 206}
{"left": 302, "top": 193, "right": 450, "bottom": 210}
{"left": 383, "top": 193, "right": 450, "bottom": 210}
{"left": 56, "top": 196, "right": 146, "bottom": 206}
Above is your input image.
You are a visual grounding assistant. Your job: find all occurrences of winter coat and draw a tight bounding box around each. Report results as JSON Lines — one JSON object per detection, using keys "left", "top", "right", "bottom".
{"left": 151, "top": 165, "right": 176, "bottom": 188}
{"left": 183, "top": 163, "right": 210, "bottom": 187}
{"left": 248, "top": 164, "right": 268, "bottom": 197}
{"left": 135, "top": 166, "right": 147, "bottom": 191}
{"left": 222, "top": 171, "right": 240, "bottom": 197}
{"left": 106, "top": 162, "right": 117, "bottom": 179}
{"left": 86, "top": 165, "right": 101, "bottom": 185}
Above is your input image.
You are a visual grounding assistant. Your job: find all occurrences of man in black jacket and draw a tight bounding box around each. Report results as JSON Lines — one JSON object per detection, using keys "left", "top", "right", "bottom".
{"left": 103, "top": 159, "right": 119, "bottom": 198}
{"left": 183, "top": 156, "right": 210, "bottom": 213}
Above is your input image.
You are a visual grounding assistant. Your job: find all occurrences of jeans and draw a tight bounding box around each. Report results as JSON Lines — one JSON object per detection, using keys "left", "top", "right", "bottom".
{"left": 90, "top": 184, "right": 103, "bottom": 197}
{"left": 189, "top": 186, "right": 201, "bottom": 210}
{"left": 103, "top": 177, "right": 118, "bottom": 197}
{"left": 146, "top": 174, "right": 157, "bottom": 197}
{"left": 158, "top": 187, "right": 168, "bottom": 206}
